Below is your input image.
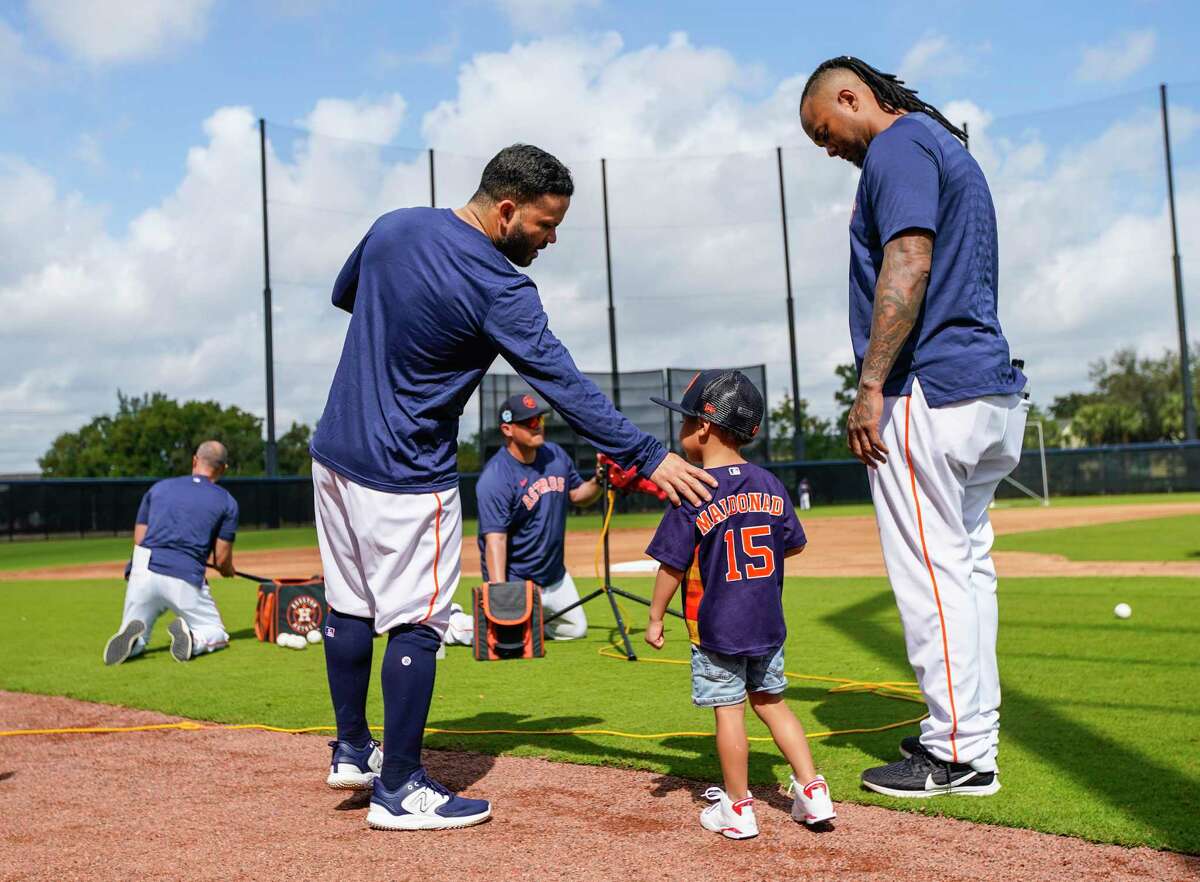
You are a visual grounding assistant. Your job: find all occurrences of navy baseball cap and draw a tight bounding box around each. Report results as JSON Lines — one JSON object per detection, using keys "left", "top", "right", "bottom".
{"left": 650, "top": 369, "right": 764, "bottom": 443}
{"left": 498, "top": 392, "right": 550, "bottom": 425}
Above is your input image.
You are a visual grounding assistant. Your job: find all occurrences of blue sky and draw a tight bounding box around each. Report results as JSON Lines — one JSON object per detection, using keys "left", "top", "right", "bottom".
{"left": 5, "top": 0, "right": 1197, "bottom": 232}
{"left": 1, "top": 0, "right": 1198, "bottom": 471}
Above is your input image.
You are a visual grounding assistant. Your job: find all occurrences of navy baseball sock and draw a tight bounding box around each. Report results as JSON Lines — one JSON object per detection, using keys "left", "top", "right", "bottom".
{"left": 323, "top": 609, "right": 375, "bottom": 747}
{"left": 379, "top": 623, "right": 441, "bottom": 789}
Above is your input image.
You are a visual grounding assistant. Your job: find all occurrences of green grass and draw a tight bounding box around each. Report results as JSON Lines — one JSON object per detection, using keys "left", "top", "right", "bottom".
{"left": 7, "top": 491, "right": 1199, "bottom": 572}
{"left": 994, "top": 514, "right": 1200, "bottom": 561}
{"left": 2, "top": 574, "right": 1197, "bottom": 853}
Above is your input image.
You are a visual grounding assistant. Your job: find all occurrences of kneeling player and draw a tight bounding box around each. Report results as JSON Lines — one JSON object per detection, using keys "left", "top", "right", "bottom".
{"left": 644, "top": 371, "right": 835, "bottom": 839}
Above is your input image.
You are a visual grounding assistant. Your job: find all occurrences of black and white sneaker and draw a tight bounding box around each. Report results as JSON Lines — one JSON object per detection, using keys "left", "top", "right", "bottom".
{"left": 898, "top": 735, "right": 929, "bottom": 759}
{"left": 168, "top": 618, "right": 193, "bottom": 662}
{"left": 861, "top": 752, "right": 1000, "bottom": 798}
{"left": 103, "top": 620, "right": 146, "bottom": 666}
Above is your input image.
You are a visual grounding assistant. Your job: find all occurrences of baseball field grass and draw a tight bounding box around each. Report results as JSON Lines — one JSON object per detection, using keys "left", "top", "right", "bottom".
{"left": 993, "top": 514, "right": 1200, "bottom": 561}
{"left": 2, "top": 572, "right": 1197, "bottom": 853}
{"left": 4, "top": 490, "right": 1198, "bottom": 572}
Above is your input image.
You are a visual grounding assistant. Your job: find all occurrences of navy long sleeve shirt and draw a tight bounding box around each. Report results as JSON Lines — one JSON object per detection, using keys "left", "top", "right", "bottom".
{"left": 310, "top": 207, "right": 667, "bottom": 493}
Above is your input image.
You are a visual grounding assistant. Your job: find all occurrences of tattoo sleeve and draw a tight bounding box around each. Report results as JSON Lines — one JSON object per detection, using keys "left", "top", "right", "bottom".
{"left": 860, "top": 231, "right": 933, "bottom": 390}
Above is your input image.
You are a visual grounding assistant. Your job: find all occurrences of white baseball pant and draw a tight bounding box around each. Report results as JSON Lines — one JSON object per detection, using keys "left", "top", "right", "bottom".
{"left": 869, "top": 377, "right": 1028, "bottom": 772}
{"left": 120, "top": 566, "right": 229, "bottom": 656}
{"left": 313, "top": 460, "right": 462, "bottom": 636}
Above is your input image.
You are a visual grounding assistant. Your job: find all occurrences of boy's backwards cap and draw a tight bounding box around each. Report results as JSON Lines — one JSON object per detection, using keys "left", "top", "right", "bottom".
{"left": 650, "top": 369, "right": 764, "bottom": 442}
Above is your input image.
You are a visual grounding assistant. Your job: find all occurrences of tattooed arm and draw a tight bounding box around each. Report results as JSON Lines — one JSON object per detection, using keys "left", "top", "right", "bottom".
{"left": 847, "top": 230, "right": 933, "bottom": 466}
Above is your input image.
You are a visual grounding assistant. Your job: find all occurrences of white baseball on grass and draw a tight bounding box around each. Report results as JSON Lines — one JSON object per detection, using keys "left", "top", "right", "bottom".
{"left": 306, "top": 629, "right": 323, "bottom": 644}
{"left": 276, "top": 634, "right": 289, "bottom": 647}
{"left": 1114, "top": 602, "right": 1132, "bottom": 619}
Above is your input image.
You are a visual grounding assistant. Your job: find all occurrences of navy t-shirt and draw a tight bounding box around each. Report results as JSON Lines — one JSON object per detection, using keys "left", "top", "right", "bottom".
{"left": 476, "top": 442, "right": 583, "bottom": 587}
{"left": 849, "top": 112, "right": 1026, "bottom": 406}
{"left": 645, "top": 462, "right": 806, "bottom": 657}
{"left": 310, "top": 207, "right": 667, "bottom": 493}
{"left": 135, "top": 475, "right": 239, "bottom": 588}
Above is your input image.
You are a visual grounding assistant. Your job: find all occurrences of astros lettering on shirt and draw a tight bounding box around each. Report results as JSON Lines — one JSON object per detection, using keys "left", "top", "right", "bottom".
{"left": 646, "top": 461, "right": 806, "bottom": 657}
{"left": 476, "top": 442, "right": 583, "bottom": 587}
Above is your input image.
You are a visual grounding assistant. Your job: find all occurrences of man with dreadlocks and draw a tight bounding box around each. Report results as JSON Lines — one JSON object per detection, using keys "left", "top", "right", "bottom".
{"left": 800, "top": 57, "right": 1029, "bottom": 798}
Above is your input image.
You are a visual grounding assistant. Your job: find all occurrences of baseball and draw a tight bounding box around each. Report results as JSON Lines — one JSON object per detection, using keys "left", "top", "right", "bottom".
{"left": 306, "top": 629, "right": 323, "bottom": 644}
{"left": 276, "top": 634, "right": 289, "bottom": 647}
{"left": 1114, "top": 602, "right": 1132, "bottom": 619}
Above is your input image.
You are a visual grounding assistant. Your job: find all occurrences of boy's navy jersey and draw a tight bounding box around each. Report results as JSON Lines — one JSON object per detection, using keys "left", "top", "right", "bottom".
{"left": 135, "top": 475, "right": 239, "bottom": 588}
{"left": 849, "top": 112, "right": 1025, "bottom": 407}
{"left": 310, "top": 207, "right": 667, "bottom": 494}
{"left": 476, "top": 442, "right": 582, "bottom": 587}
{"left": 645, "top": 462, "right": 805, "bottom": 656}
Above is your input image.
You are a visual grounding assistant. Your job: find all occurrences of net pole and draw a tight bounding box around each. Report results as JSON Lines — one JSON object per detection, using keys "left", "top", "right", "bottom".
{"left": 963, "top": 120, "right": 970, "bottom": 153}
{"left": 601, "top": 158, "right": 621, "bottom": 410}
{"left": 776, "top": 147, "right": 804, "bottom": 460}
{"left": 1160, "top": 83, "right": 1197, "bottom": 440}
{"left": 428, "top": 148, "right": 436, "bottom": 208}
{"left": 258, "top": 118, "right": 278, "bottom": 479}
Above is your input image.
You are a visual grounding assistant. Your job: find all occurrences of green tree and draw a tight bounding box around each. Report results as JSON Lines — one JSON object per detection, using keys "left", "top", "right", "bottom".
{"left": 767, "top": 394, "right": 844, "bottom": 461}
{"left": 277, "top": 422, "right": 313, "bottom": 475}
{"left": 832, "top": 362, "right": 858, "bottom": 435}
{"left": 455, "top": 431, "right": 483, "bottom": 473}
{"left": 39, "top": 392, "right": 311, "bottom": 477}
{"left": 1050, "top": 343, "right": 1200, "bottom": 445}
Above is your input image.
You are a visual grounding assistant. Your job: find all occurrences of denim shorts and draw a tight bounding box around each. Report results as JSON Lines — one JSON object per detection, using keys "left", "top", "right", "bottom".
{"left": 690, "top": 644, "right": 787, "bottom": 707}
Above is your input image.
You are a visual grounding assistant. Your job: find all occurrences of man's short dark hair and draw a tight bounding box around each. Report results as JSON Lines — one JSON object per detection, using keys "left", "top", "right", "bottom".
{"left": 473, "top": 144, "right": 574, "bottom": 204}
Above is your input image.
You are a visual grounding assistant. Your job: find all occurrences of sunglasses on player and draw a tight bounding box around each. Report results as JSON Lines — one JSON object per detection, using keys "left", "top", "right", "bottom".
{"left": 516, "top": 414, "right": 545, "bottom": 429}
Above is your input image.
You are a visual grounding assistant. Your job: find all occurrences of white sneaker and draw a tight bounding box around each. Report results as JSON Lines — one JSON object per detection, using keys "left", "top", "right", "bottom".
{"left": 788, "top": 774, "right": 836, "bottom": 824}
{"left": 698, "top": 786, "right": 758, "bottom": 839}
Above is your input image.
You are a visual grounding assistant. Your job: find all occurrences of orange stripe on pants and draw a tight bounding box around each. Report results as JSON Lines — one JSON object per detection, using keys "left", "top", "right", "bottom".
{"left": 904, "top": 395, "right": 960, "bottom": 762}
{"left": 419, "top": 492, "right": 443, "bottom": 624}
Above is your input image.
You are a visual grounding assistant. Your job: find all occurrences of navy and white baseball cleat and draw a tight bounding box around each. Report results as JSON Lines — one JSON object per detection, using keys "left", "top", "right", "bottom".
{"left": 366, "top": 768, "right": 491, "bottom": 830}
{"left": 325, "top": 739, "right": 383, "bottom": 790}
{"left": 167, "top": 618, "right": 193, "bottom": 662}
{"left": 861, "top": 752, "right": 1000, "bottom": 798}
{"left": 103, "top": 620, "right": 146, "bottom": 666}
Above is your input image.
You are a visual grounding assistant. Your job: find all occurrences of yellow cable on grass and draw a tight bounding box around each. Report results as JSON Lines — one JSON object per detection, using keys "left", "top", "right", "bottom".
{"left": 2, "top": 498, "right": 927, "bottom": 741}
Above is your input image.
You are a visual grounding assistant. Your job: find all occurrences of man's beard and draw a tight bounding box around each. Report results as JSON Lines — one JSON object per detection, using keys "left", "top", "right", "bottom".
{"left": 497, "top": 225, "right": 537, "bottom": 267}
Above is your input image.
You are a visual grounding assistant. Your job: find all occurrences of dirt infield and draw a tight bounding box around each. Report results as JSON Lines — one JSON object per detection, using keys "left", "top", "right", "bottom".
{"left": 1, "top": 691, "right": 1195, "bottom": 882}
{"left": 8, "top": 501, "right": 1200, "bottom": 583}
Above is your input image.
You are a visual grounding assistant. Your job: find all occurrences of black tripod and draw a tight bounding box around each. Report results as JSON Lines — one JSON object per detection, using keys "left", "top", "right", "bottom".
{"left": 542, "top": 467, "right": 685, "bottom": 661}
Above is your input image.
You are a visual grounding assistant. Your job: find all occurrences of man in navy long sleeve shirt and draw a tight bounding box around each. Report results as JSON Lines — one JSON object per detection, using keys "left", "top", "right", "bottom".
{"left": 310, "top": 144, "right": 715, "bottom": 832}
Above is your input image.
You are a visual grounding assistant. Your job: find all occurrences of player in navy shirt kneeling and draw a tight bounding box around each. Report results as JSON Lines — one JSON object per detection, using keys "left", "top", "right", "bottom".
{"left": 644, "top": 371, "right": 835, "bottom": 839}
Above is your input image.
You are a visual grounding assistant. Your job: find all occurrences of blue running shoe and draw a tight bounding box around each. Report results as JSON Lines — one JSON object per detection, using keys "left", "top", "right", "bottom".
{"left": 366, "top": 768, "right": 491, "bottom": 830}
{"left": 325, "top": 739, "right": 382, "bottom": 790}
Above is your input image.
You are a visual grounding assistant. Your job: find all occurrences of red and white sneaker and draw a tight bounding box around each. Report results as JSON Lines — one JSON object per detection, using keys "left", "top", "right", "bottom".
{"left": 699, "top": 786, "right": 758, "bottom": 839}
{"left": 788, "top": 774, "right": 836, "bottom": 825}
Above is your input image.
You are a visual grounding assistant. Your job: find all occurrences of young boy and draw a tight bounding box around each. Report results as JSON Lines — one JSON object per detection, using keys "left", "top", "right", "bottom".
{"left": 644, "top": 369, "right": 835, "bottom": 839}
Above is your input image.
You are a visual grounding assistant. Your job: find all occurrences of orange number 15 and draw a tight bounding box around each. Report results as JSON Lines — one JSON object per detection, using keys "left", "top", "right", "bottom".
{"left": 722, "top": 525, "right": 776, "bottom": 581}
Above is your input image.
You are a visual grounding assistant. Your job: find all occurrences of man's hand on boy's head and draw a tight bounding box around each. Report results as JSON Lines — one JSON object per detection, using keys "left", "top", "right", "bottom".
{"left": 645, "top": 618, "right": 665, "bottom": 649}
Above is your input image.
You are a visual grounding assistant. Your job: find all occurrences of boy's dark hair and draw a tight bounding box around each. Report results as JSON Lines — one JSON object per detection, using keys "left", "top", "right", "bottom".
{"left": 472, "top": 144, "right": 575, "bottom": 205}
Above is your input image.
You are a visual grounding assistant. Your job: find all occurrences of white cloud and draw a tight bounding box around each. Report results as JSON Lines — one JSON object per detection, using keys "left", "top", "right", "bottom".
{"left": 898, "top": 31, "right": 985, "bottom": 82}
{"left": 1, "top": 31, "right": 1198, "bottom": 472}
{"left": 28, "top": 0, "right": 215, "bottom": 64}
{"left": 491, "top": 0, "right": 600, "bottom": 34}
{"left": 1075, "top": 29, "right": 1156, "bottom": 83}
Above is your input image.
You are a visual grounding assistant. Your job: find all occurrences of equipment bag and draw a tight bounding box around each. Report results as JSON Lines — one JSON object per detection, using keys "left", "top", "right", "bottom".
{"left": 255, "top": 577, "right": 328, "bottom": 644}
{"left": 471, "top": 580, "right": 544, "bottom": 661}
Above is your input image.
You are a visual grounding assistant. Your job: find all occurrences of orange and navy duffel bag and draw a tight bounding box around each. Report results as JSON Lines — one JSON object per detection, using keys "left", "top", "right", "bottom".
{"left": 471, "top": 580, "right": 544, "bottom": 660}
{"left": 255, "top": 576, "right": 328, "bottom": 644}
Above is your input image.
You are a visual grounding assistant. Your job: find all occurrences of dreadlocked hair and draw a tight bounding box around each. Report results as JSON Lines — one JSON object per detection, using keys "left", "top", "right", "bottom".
{"left": 801, "top": 56, "right": 966, "bottom": 144}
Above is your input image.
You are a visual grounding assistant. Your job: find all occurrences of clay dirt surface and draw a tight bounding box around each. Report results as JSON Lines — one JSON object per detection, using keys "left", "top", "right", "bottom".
{"left": 6, "top": 501, "right": 1200, "bottom": 583}
{"left": 0, "top": 691, "right": 1195, "bottom": 882}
